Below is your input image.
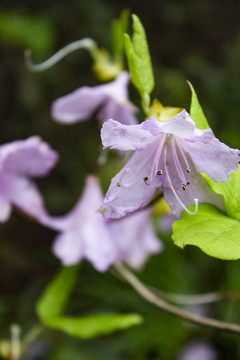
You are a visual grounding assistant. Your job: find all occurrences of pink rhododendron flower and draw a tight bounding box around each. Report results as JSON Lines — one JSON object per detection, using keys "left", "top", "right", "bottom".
{"left": 100, "top": 110, "right": 239, "bottom": 219}
{"left": 0, "top": 136, "right": 58, "bottom": 222}
{"left": 43, "top": 176, "right": 161, "bottom": 272}
{"left": 51, "top": 71, "right": 137, "bottom": 125}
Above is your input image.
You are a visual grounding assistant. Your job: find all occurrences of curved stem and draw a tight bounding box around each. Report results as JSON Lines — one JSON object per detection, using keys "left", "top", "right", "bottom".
{"left": 148, "top": 286, "right": 240, "bottom": 305}
{"left": 24, "top": 38, "right": 98, "bottom": 72}
{"left": 114, "top": 262, "right": 240, "bottom": 334}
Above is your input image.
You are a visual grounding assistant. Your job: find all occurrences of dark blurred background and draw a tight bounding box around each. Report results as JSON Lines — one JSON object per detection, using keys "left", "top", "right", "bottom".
{"left": 1, "top": 1, "right": 240, "bottom": 359}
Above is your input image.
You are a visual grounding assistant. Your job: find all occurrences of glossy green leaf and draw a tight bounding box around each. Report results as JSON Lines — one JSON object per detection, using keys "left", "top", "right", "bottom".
{"left": 0, "top": 11, "right": 55, "bottom": 55}
{"left": 112, "top": 9, "right": 130, "bottom": 57}
{"left": 124, "top": 14, "right": 154, "bottom": 96}
{"left": 187, "top": 81, "right": 210, "bottom": 130}
{"left": 36, "top": 265, "right": 80, "bottom": 322}
{"left": 46, "top": 313, "right": 143, "bottom": 339}
{"left": 172, "top": 203, "right": 240, "bottom": 260}
{"left": 202, "top": 166, "right": 240, "bottom": 221}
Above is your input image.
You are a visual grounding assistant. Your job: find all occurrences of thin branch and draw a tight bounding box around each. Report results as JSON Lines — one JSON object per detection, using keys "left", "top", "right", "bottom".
{"left": 114, "top": 261, "right": 240, "bottom": 334}
{"left": 149, "top": 287, "right": 240, "bottom": 305}
{"left": 24, "top": 38, "right": 98, "bottom": 72}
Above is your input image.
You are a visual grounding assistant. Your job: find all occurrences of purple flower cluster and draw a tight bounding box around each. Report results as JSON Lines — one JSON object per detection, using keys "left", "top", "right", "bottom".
{"left": 2, "top": 68, "right": 240, "bottom": 273}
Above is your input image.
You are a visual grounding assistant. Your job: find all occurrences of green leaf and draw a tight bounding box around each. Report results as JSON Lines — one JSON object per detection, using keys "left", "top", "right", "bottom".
{"left": 172, "top": 203, "right": 240, "bottom": 260}
{"left": 0, "top": 10, "right": 55, "bottom": 55}
{"left": 187, "top": 81, "right": 210, "bottom": 130}
{"left": 36, "top": 265, "right": 80, "bottom": 322}
{"left": 202, "top": 166, "right": 240, "bottom": 221}
{"left": 112, "top": 9, "right": 130, "bottom": 57}
{"left": 45, "top": 313, "right": 143, "bottom": 339}
{"left": 124, "top": 14, "right": 154, "bottom": 97}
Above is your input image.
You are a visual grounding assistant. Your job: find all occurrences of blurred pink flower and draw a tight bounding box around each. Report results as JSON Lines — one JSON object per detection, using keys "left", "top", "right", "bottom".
{"left": 51, "top": 71, "right": 137, "bottom": 125}
{"left": 42, "top": 176, "right": 162, "bottom": 272}
{"left": 0, "top": 136, "right": 58, "bottom": 222}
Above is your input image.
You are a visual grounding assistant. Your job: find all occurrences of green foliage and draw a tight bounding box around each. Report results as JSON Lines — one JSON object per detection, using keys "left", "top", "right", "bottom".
{"left": 202, "top": 166, "right": 240, "bottom": 221}
{"left": 172, "top": 203, "right": 240, "bottom": 260}
{"left": 36, "top": 265, "right": 80, "bottom": 322}
{"left": 0, "top": 10, "right": 55, "bottom": 55}
{"left": 188, "top": 81, "right": 210, "bottom": 129}
{"left": 45, "top": 313, "right": 143, "bottom": 339}
{"left": 124, "top": 14, "right": 154, "bottom": 111}
{"left": 112, "top": 9, "right": 130, "bottom": 57}
{"left": 36, "top": 265, "right": 142, "bottom": 338}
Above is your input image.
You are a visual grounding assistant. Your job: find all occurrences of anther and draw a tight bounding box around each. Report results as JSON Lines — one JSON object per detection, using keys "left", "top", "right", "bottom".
{"left": 117, "top": 182, "right": 121, "bottom": 187}
{"left": 181, "top": 183, "right": 186, "bottom": 191}
{"left": 186, "top": 168, "right": 191, "bottom": 173}
{"left": 143, "top": 175, "right": 149, "bottom": 182}
{"left": 157, "top": 170, "right": 164, "bottom": 175}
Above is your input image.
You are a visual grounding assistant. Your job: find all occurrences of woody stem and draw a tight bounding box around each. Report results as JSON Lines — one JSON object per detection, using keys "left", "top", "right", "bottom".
{"left": 114, "top": 261, "right": 240, "bottom": 334}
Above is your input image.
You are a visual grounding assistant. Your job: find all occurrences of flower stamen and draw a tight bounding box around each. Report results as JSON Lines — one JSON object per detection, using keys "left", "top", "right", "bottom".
{"left": 176, "top": 140, "right": 191, "bottom": 174}
{"left": 164, "top": 135, "right": 199, "bottom": 215}
{"left": 172, "top": 138, "right": 187, "bottom": 185}
{"left": 149, "top": 134, "right": 166, "bottom": 183}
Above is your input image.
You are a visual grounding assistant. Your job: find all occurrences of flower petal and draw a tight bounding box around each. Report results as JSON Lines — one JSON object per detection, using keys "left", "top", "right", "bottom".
{"left": 98, "top": 97, "right": 137, "bottom": 125}
{"left": 101, "top": 119, "right": 154, "bottom": 151}
{"left": 146, "top": 111, "right": 213, "bottom": 142}
{"left": 1, "top": 173, "right": 46, "bottom": 220}
{"left": 51, "top": 86, "right": 107, "bottom": 124}
{"left": 50, "top": 176, "right": 117, "bottom": 271}
{"left": 100, "top": 145, "right": 163, "bottom": 219}
{"left": 53, "top": 230, "right": 85, "bottom": 266}
{"left": 182, "top": 138, "right": 240, "bottom": 182}
{"left": 109, "top": 208, "right": 162, "bottom": 269}
{"left": 163, "top": 172, "right": 224, "bottom": 218}
{"left": 0, "top": 136, "right": 58, "bottom": 177}
{"left": 81, "top": 217, "right": 117, "bottom": 272}
{"left": 0, "top": 192, "right": 11, "bottom": 222}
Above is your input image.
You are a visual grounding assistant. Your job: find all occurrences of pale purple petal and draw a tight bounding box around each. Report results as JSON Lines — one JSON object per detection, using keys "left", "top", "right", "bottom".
{"left": 51, "top": 86, "right": 106, "bottom": 124}
{"left": 1, "top": 173, "right": 46, "bottom": 219}
{"left": 109, "top": 208, "right": 162, "bottom": 269}
{"left": 0, "top": 192, "right": 11, "bottom": 222}
{"left": 100, "top": 144, "right": 163, "bottom": 219}
{"left": 51, "top": 176, "right": 117, "bottom": 271}
{"left": 182, "top": 137, "right": 240, "bottom": 182}
{"left": 159, "top": 214, "right": 177, "bottom": 233}
{"left": 101, "top": 71, "right": 130, "bottom": 99}
{"left": 53, "top": 231, "right": 84, "bottom": 266}
{"left": 0, "top": 137, "right": 58, "bottom": 222}
{"left": 101, "top": 119, "right": 155, "bottom": 151}
{"left": 156, "top": 110, "right": 213, "bottom": 142}
{"left": 0, "top": 136, "right": 58, "bottom": 177}
{"left": 142, "top": 111, "right": 213, "bottom": 142}
{"left": 81, "top": 218, "right": 117, "bottom": 272}
{"left": 98, "top": 97, "right": 137, "bottom": 125}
